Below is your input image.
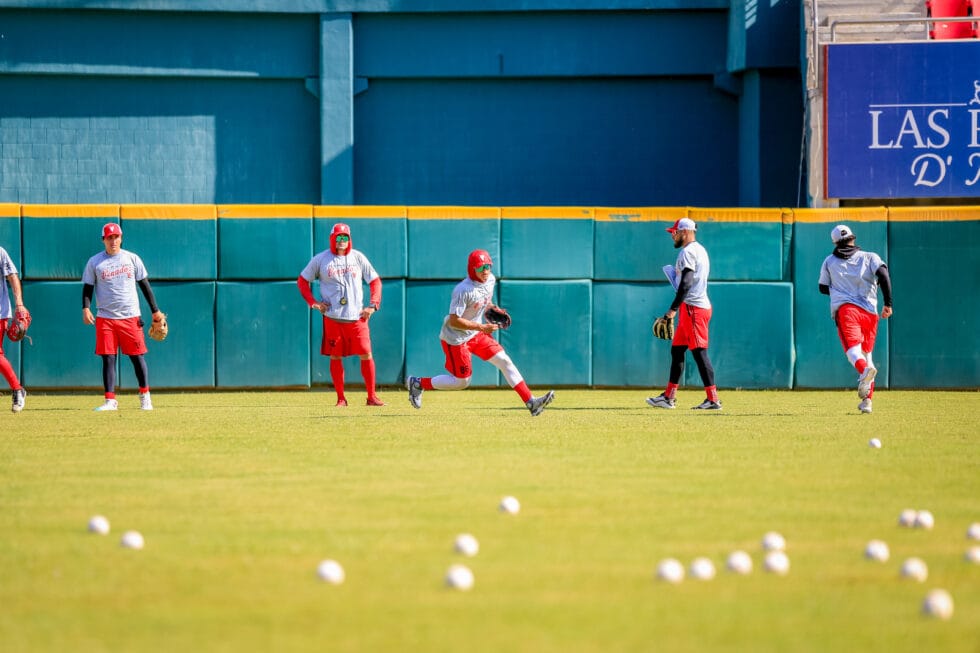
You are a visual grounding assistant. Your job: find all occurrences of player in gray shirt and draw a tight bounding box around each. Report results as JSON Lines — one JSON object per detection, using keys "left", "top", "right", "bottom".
{"left": 0, "top": 246, "right": 28, "bottom": 412}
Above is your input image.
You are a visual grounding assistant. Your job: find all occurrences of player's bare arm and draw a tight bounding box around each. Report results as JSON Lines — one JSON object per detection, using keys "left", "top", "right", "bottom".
{"left": 448, "top": 313, "right": 496, "bottom": 334}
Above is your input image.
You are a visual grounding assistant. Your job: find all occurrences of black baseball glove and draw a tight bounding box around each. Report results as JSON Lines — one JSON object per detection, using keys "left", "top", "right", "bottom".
{"left": 485, "top": 305, "right": 512, "bottom": 329}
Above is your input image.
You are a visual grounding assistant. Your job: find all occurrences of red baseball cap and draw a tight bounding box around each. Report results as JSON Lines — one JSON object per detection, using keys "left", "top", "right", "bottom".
{"left": 102, "top": 223, "right": 122, "bottom": 238}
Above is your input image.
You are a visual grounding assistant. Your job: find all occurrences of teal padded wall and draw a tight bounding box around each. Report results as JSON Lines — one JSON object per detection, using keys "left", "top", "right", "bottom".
{"left": 593, "top": 209, "right": 686, "bottom": 281}
{"left": 500, "top": 208, "right": 594, "bottom": 279}
{"left": 218, "top": 206, "right": 313, "bottom": 280}
{"left": 313, "top": 209, "right": 408, "bottom": 280}
{"left": 691, "top": 222, "right": 785, "bottom": 280}
{"left": 121, "top": 206, "right": 217, "bottom": 280}
{"left": 1, "top": 208, "right": 20, "bottom": 269}
{"left": 404, "top": 281, "right": 499, "bottom": 387}
{"left": 22, "top": 205, "right": 118, "bottom": 279}
{"left": 20, "top": 281, "right": 102, "bottom": 389}
{"left": 216, "top": 281, "right": 310, "bottom": 388}
{"left": 498, "top": 280, "right": 592, "bottom": 386}
{"left": 119, "top": 282, "right": 216, "bottom": 390}
{"left": 709, "top": 282, "right": 794, "bottom": 389}
{"left": 888, "top": 218, "right": 979, "bottom": 387}
{"left": 793, "top": 215, "right": 890, "bottom": 389}
{"left": 407, "top": 208, "right": 500, "bottom": 279}
{"left": 311, "top": 279, "right": 407, "bottom": 388}
{"left": 593, "top": 282, "right": 677, "bottom": 387}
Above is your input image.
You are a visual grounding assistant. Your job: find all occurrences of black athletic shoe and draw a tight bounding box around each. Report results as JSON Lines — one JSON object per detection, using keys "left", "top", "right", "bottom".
{"left": 691, "top": 399, "right": 722, "bottom": 411}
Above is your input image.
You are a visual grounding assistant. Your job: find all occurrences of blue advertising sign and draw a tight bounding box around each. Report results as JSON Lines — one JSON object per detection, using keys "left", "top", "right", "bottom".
{"left": 826, "top": 42, "right": 980, "bottom": 199}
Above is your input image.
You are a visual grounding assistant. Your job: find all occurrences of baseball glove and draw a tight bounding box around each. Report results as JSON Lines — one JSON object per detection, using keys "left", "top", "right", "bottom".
{"left": 5, "top": 306, "right": 32, "bottom": 344}
{"left": 485, "top": 305, "right": 512, "bottom": 329}
{"left": 149, "top": 313, "right": 168, "bottom": 342}
{"left": 652, "top": 314, "right": 675, "bottom": 341}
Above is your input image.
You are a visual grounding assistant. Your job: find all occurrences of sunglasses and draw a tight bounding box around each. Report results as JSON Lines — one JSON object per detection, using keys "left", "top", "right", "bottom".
{"left": 335, "top": 235, "right": 350, "bottom": 242}
{"left": 475, "top": 263, "right": 492, "bottom": 273}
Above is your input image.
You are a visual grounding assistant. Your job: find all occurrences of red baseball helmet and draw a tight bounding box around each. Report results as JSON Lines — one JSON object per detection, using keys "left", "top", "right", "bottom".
{"left": 329, "top": 223, "right": 352, "bottom": 254}
{"left": 467, "top": 249, "right": 492, "bottom": 281}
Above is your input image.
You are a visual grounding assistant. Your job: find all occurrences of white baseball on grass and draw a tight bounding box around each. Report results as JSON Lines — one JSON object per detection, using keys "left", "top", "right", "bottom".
{"left": 868, "top": 438, "right": 882, "bottom": 449}
{"left": 964, "top": 546, "right": 980, "bottom": 564}
{"left": 922, "top": 589, "right": 954, "bottom": 620}
{"left": 966, "top": 522, "right": 980, "bottom": 541}
{"left": 499, "top": 496, "right": 520, "bottom": 515}
{"left": 454, "top": 533, "right": 479, "bottom": 557}
{"left": 761, "top": 531, "right": 786, "bottom": 552}
{"left": 914, "top": 510, "right": 935, "bottom": 530}
{"left": 656, "top": 558, "right": 685, "bottom": 584}
{"left": 120, "top": 530, "right": 144, "bottom": 550}
{"left": 316, "top": 559, "right": 345, "bottom": 584}
{"left": 864, "top": 539, "right": 890, "bottom": 562}
{"left": 764, "top": 551, "right": 790, "bottom": 575}
{"left": 689, "top": 557, "right": 716, "bottom": 581}
{"left": 726, "top": 550, "right": 753, "bottom": 575}
{"left": 445, "top": 564, "right": 474, "bottom": 590}
{"left": 898, "top": 509, "right": 917, "bottom": 527}
{"left": 901, "top": 557, "right": 928, "bottom": 582}
{"left": 88, "top": 515, "right": 110, "bottom": 535}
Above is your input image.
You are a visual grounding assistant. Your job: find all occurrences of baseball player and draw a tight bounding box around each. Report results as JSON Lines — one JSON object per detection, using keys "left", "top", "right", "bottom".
{"left": 406, "top": 249, "right": 555, "bottom": 416}
{"left": 819, "top": 224, "right": 893, "bottom": 414}
{"left": 0, "top": 245, "right": 28, "bottom": 412}
{"left": 298, "top": 223, "right": 384, "bottom": 407}
{"left": 647, "top": 218, "right": 722, "bottom": 410}
{"left": 82, "top": 223, "right": 164, "bottom": 411}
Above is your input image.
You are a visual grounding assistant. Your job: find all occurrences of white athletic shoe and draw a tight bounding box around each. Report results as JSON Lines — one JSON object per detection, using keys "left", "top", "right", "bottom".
{"left": 139, "top": 392, "right": 153, "bottom": 411}
{"left": 406, "top": 376, "right": 423, "bottom": 409}
{"left": 11, "top": 388, "right": 26, "bottom": 413}
{"left": 857, "top": 366, "right": 877, "bottom": 399}
{"left": 858, "top": 398, "right": 873, "bottom": 414}
{"left": 94, "top": 398, "right": 119, "bottom": 412}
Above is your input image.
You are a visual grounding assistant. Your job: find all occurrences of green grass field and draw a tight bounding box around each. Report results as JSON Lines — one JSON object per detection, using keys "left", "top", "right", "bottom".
{"left": 1, "top": 389, "right": 978, "bottom": 652}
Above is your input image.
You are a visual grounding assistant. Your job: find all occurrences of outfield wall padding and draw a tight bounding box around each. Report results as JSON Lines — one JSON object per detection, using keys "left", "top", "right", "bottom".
{"left": 407, "top": 207, "right": 500, "bottom": 280}
{"left": 500, "top": 208, "right": 594, "bottom": 279}
{"left": 218, "top": 205, "right": 312, "bottom": 280}
{"left": 314, "top": 206, "right": 408, "bottom": 280}
{"left": 20, "top": 281, "right": 102, "bottom": 388}
{"left": 22, "top": 205, "right": 119, "bottom": 280}
{"left": 121, "top": 205, "right": 217, "bottom": 281}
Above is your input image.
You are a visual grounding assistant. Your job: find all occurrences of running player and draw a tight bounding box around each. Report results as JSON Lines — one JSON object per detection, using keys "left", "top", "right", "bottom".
{"left": 298, "top": 223, "right": 384, "bottom": 407}
{"left": 405, "top": 249, "right": 554, "bottom": 416}
{"left": 82, "top": 222, "right": 164, "bottom": 411}
{"left": 0, "top": 245, "right": 28, "bottom": 412}
{"left": 646, "top": 218, "right": 722, "bottom": 410}
{"left": 819, "top": 224, "right": 893, "bottom": 414}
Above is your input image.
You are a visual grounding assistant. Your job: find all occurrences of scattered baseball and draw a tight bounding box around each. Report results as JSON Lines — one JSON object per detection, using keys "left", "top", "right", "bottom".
{"left": 120, "top": 530, "right": 144, "bottom": 550}
{"left": 761, "top": 531, "right": 786, "bottom": 552}
{"left": 454, "top": 533, "right": 479, "bottom": 557}
{"left": 445, "top": 564, "right": 474, "bottom": 590}
{"left": 764, "top": 551, "right": 790, "bottom": 575}
{"left": 499, "top": 496, "right": 520, "bottom": 515}
{"left": 901, "top": 557, "right": 928, "bottom": 582}
{"left": 965, "top": 546, "right": 980, "bottom": 564}
{"left": 726, "top": 550, "right": 753, "bottom": 575}
{"left": 88, "top": 515, "right": 110, "bottom": 535}
{"left": 656, "top": 558, "right": 685, "bottom": 584}
{"left": 316, "top": 559, "right": 345, "bottom": 584}
{"left": 898, "top": 509, "right": 917, "bottom": 527}
{"left": 967, "top": 522, "right": 980, "bottom": 540}
{"left": 922, "top": 589, "right": 954, "bottom": 620}
{"left": 689, "top": 557, "right": 716, "bottom": 581}
{"left": 914, "top": 510, "right": 935, "bottom": 530}
{"left": 868, "top": 438, "right": 882, "bottom": 449}
{"left": 864, "top": 539, "right": 890, "bottom": 562}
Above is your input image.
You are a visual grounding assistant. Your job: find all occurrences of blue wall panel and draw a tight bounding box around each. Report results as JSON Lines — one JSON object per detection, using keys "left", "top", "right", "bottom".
{"left": 121, "top": 205, "right": 217, "bottom": 280}
{"left": 593, "top": 282, "right": 676, "bottom": 387}
{"left": 218, "top": 206, "right": 312, "bottom": 280}
{"left": 216, "top": 281, "right": 310, "bottom": 388}
{"left": 0, "top": 208, "right": 21, "bottom": 270}
{"left": 593, "top": 209, "right": 685, "bottom": 281}
{"left": 22, "top": 205, "right": 118, "bottom": 280}
{"left": 407, "top": 209, "right": 500, "bottom": 280}
{"left": 313, "top": 209, "right": 408, "bottom": 280}
{"left": 500, "top": 209, "right": 594, "bottom": 279}
{"left": 20, "top": 281, "right": 101, "bottom": 389}
{"left": 689, "top": 209, "right": 786, "bottom": 281}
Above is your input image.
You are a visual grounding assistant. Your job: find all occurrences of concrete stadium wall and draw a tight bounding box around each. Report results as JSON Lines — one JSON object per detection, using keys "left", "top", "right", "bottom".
{"left": 2, "top": 204, "right": 977, "bottom": 391}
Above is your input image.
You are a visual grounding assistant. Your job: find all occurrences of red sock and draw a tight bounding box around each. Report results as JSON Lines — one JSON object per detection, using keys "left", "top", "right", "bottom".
{"left": 855, "top": 359, "right": 867, "bottom": 374}
{"left": 139, "top": 386, "right": 149, "bottom": 394}
{"left": 665, "top": 382, "right": 679, "bottom": 399}
{"left": 867, "top": 382, "right": 875, "bottom": 399}
{"left": 0, "top": 355, "right": 19, "bottom": 389}
{"left": 105, "top": 392, "right": 116, "bottom": 400}
{"left": 330, "top": 359, "right": 346, "bottom": 400}
{"left": 514, "top": 381, "right": 532, "bottom": 403}
{"left": 360, "top": 359, "right": 377, "bottom": 398}
{"left": 705, "top": 385, "right": 719, "bottom": 402}
{"left": 421, "top": 377, "right": 434, "bottom": 390}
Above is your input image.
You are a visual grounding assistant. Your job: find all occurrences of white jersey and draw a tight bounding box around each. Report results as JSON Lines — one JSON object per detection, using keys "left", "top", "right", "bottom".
{"left": 819, "top": 250, "right": 885, "bottom": 317}
{"left": 674, "top": 241, "right": 711, "bottom": 309}
{"left": 0, "top": 246, "right": 18, "bottom": 320}
{"left": 82, "top": 249, "right": 148, "bottom": 319}
{"left": 301, "top": 248, "right": 379, "bottom": 322}
{"left": 440, "top": 274, "right": 495, "bottom": 346}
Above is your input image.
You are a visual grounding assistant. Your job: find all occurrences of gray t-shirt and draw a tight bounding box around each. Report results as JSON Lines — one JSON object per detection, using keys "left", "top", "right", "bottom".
{"left": 819, "top": 250, "right": 885, "bottom": 317}
{"left": 674, "top": 241, "right": 711, "bottom": 309}
{"left": 0, "top": 247, "right": 17, "bottom": 320}
{"left": 82, "top": 250, "right": 149, "bottom": 319}
{"left": 300, "top": 248, "right": 380, "bottom": 322}
{"left": 440, "top": 275, "right": 495, "bottom": 346}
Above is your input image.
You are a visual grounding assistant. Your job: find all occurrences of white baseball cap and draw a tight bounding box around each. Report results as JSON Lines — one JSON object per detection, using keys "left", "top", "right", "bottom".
{"left": 666, "top": 218, "right": 697, "bottom": 234}
{"left": 831, "top": 224, "right": 854, "bottom": 243}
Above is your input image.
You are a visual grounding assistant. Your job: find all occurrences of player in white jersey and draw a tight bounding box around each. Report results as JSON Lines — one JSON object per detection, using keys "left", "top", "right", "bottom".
{"left": 819, "top": 224, "right": 893, "bottom": 414}
{"left": 647, "top": 218, "right": 722, "bottom": 410}
{"left": 298, "top": 223, "right": 384, "bottom": 407}
{"left": 82, "top": 223, "right": 165, "bottom": 411}
{"left": 406, "top": 249, "right": 555, "bottom": 416}
{"left": 0, "top": 246, "right": 28, "bottom": 412}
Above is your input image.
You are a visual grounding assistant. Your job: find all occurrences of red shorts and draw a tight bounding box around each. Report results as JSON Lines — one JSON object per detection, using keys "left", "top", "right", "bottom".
{"left": 95, "top": 316, "right": 148, "bottom": 356}
{"left": 0, "top": 318, "right": 7, "bottom": 355}
{"left": 835, "top": 303, "right": 878, "bottom": 353}
{"left": 441, "top": 332, "right": 503, "bottom": 378}
{"left": 322, "top": 317, "right": 372, "bottom": 357}
{"left": 673, "top": 303, "right": 711, "bottom": 350}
